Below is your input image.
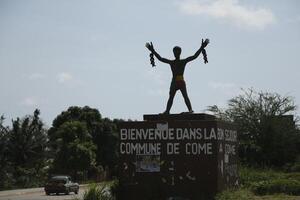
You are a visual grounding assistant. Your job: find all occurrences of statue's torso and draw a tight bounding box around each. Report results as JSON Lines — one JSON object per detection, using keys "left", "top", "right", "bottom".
{"left": 170, "top": 59, "right": 188, "bottom": 79}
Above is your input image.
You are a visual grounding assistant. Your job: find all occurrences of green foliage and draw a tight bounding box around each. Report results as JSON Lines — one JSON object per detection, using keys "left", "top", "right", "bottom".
{"left": 0, "top": 115, "right": 11, "bottom": 189}
{"left": 239, "top": 167, "right": 284, "bottom": 187}
{"left": 252, "top": 179, "right": 300, "bottom": 195}
{"left": 75, "top": 181, "right": 118, "bottom": 200}
{"left": 82, "top": 183, "right": 115, "bottom": 200}
{"left": 49, "top": 106, "right": 119, "bottom": 175}
{"left": 51, "top": 121, "right": 96, "bottom": 177}
{"left": 216, "top": 188, "right": 299, "bottom": 200}
{"left": 208, "top": 88, "right": 300, "bottom": 167}
{"left": 289, "top": 163, "right": 300, "bottom": 172}
{"left": 217, "top": 166, "right": 300, "bottom": 199}
{"left": 0, "top": 110, "right": 49, "bottom": 189}
{"left": 284, "top": 156, "right": 300, "bottom": 173}
{"left": 93, "top": 118, "right": 118, "bottom": 169}
{"left": 239, "top": 166, "right": 300, "bottom": 196}
{"left": 0, "top": 106, "right": 120, "bottom": 189}
{"left": 8, "top": 109, "right": 48, "bottom": 169}
{"left": 215, "top": 189, "right": 255, "bottom": 200}
{"left": 108, "top": 179, "right": 119, "bottom": 198}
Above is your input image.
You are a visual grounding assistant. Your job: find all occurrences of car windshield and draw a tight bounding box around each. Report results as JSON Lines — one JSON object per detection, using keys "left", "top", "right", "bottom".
{"left": 49, "top": 179, "right": 67, "bottom": 184}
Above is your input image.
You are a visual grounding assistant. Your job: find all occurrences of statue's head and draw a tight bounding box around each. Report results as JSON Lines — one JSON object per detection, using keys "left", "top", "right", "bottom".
{"left": 173, "top": 46, "right": 181, "bottom": 59}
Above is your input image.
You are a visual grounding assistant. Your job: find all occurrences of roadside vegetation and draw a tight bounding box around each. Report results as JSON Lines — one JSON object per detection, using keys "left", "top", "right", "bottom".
{"left": 0, "top": 106, "right": 122, "bottom": 190}
{"left": 216, "top": 166, "right": 300, "bottom": 200}
{"left": 211, "top": 88, "right": 300, "bottom": 200}
{"left": 73, "top": 181, "right": 118, "bottom": 200}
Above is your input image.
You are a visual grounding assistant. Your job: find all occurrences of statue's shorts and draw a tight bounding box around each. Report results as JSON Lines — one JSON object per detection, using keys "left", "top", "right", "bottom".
{"left": 170, "top": 75, "right": 186, "bottom": 93}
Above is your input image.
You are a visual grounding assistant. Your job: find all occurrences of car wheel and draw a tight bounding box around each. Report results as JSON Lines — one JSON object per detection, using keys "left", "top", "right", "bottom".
{"left": 45, "top": 192, "right": 50, "bottom": 195}
{"left": 65, "top": 189, "right": 69, "bottom": 195}
{"left": 75, "top": 189, "right": 78, "bottom": 194}
{"left": 56, "top": 192, "right": 59, "bottom": 195}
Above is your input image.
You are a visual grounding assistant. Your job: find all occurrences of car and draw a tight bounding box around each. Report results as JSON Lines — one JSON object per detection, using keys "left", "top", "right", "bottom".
{"left": 44, "top": 175, "right": 79, "bottom": 195}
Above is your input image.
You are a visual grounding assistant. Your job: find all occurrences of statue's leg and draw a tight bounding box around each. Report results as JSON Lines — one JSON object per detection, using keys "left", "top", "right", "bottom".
{"left": 180, "top": 84, "right": 193, "bottom": 112}
{"left": 164, "top": 83, "right": 177, "bottom": 114}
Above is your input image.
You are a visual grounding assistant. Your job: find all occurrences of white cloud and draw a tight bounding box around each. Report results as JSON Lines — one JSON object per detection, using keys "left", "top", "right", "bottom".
{"left": 177, "top": 0, "right": 276, "bottom": 30}
{"left": 21, "top": 97, "right": 39, "bottom": 107}
{"left": 57, "top": 72, "right": 73, "bottom": 83}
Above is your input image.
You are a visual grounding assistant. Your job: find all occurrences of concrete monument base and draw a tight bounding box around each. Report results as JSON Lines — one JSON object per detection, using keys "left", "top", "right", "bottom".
{"left": 118, "top": 113, "right": 238, "bottom": 200}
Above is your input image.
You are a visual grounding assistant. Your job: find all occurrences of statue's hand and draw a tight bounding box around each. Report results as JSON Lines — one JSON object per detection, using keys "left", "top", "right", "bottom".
{"left": 145, "top": 42, "right": 154, "bottom": 52}
{"left": 201, "top": 38, "right": 210, "bottom": 48}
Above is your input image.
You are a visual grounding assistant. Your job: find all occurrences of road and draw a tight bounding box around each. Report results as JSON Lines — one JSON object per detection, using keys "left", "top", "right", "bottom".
{"left": 0, "top": 186, "right": 88, "bottom": 200}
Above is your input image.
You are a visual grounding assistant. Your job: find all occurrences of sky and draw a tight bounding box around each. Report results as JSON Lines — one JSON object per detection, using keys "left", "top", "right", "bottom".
{"left": 0, "top": 0, "right": 300, "bottom": 126}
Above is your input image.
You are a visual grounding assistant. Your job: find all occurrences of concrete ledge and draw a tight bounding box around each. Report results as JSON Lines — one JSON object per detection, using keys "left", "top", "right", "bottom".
{"left": 143, "top": 113, "right": 216, "bottom": 121}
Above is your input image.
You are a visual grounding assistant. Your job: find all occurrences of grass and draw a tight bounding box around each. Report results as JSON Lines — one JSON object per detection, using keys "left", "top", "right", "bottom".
{"left": 216, "top": 166, "right": 300, "bottom": 200}
{"left": 216, "top": 189, "right": 300, "bottom": 200}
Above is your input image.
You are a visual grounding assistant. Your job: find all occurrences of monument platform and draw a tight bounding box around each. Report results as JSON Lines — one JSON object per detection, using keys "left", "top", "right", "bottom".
{"left": 118, "top": 113, "right": 238, "bottom": 200}
{"left": 143, "top": 113, "right": 216, "bottom": 121}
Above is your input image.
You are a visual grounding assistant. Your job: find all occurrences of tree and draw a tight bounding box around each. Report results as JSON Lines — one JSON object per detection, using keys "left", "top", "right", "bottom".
{"left": 93, "top": 118, "right": 118, "bottom": 168}
{"left": 0, "top": 115, "right": 11, "bottom": 189}
{"left": 51, "top": 121, "right": 96, "bottom": 179}
{"left": 48, "top": 106, "right": 118, "bottom": 175}
{"left": 7, "top": 109, "right": 48, "bottom": 187}
{"left": 208, "top": 88, "right": 300, "bottom": 167}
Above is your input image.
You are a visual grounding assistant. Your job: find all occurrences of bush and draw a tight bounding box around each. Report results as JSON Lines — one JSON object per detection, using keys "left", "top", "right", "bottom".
{"left": 82, "top": 183, "right": 115, "bottom": 200}
{"left": 216, "top": 166, "right": 300, "bottom": 199}
{"left": 284, "top": 162, "right": 300, "bottom": 173}
{"left": 109, "top": 179, "right": 119, "bottom": 197}
{"left": 252, "top": 179, "right": 300, "bottom": 195}
{"left": 289, "top": 163, "right": 300, "bottom": 172}
{"left": 284, "top": 173, "right": 300, "bottom": 182}
{"left": 239, "top": 166, "right": 284, "bottom": 187}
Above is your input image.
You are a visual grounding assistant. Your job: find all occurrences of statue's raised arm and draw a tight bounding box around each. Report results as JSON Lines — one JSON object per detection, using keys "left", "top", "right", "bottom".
{"left": 145, "top": 42, "right": 171, "bottom": 65}
{"left": 185, "top": 39, "right": 209, "bottom": 63}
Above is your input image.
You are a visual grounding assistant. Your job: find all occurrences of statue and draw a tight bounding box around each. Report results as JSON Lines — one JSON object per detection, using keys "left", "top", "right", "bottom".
{"left": 145, "top": 39, "right": 210, "bottom": 114}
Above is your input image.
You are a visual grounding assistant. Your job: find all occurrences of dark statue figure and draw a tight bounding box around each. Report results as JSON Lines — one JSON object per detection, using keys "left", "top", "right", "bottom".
{"left": 145, "top": 39, "right": 209, "bottom": 114}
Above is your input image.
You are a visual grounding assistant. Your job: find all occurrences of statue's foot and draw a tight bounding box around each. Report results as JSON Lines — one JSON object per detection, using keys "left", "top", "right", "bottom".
{"left": 180, "top": 110, "right": 194, "bottom": 114}
{"left": 159, "top": 111, "right": 169, "bottom": 115}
